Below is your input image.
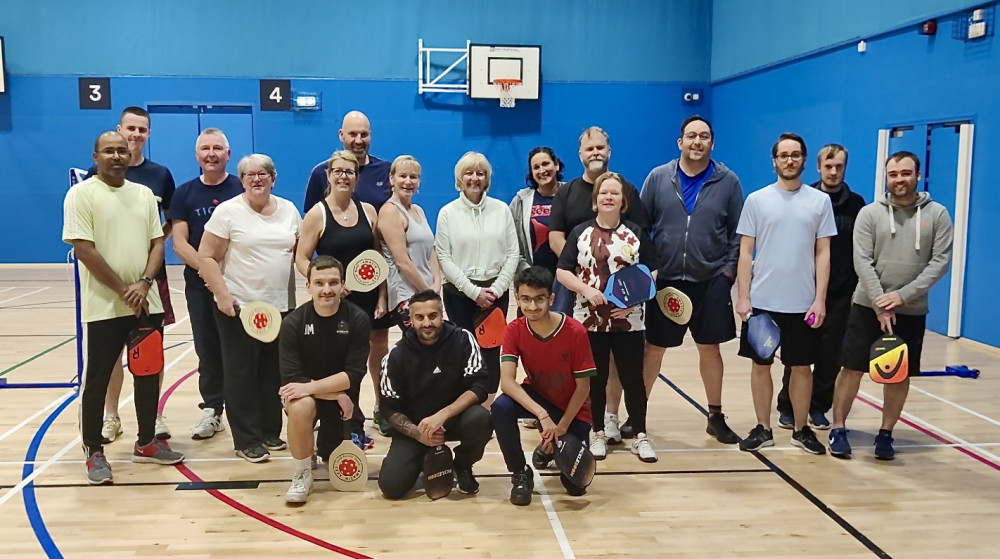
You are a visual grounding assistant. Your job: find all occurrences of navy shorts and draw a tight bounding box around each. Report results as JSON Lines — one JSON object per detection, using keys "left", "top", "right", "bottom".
{"left": 645, "top": 274, "right": 736, "bottom": 348}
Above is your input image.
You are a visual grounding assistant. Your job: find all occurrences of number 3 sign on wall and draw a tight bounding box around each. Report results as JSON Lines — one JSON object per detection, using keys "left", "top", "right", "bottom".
{"left": 78, "top": 78, "right": 111, "bottom": 110}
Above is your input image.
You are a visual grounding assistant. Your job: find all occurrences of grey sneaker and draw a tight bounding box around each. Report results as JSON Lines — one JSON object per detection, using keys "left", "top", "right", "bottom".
{"left": 86, "top": 452, "right": 113, "bottom": 485}
{"left": 132, "top": 439, "right": 185, "bottom": 465}
{"left": 101, "top": 415, "right": 123, "bottom": 444}
{"left": 191, "top": 408, "right": 224, "bottom": 440}
{"left": 263, "top": 437, "right": 287, "bottom": 452}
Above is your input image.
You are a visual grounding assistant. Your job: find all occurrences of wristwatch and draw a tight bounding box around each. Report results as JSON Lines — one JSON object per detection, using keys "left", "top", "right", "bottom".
{"left": 139, "top": 276, "right": 154, "bottom": 286}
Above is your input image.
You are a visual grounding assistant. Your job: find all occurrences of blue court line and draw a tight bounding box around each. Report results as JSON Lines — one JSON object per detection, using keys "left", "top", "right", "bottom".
{"left": 21, "top": 391, "right": 77, "bottom": 558}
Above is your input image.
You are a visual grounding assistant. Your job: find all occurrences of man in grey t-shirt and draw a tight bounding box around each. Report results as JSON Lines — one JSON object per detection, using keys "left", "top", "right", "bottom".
{"left": 734, "top": 133, "right": 836, "bottom": 455}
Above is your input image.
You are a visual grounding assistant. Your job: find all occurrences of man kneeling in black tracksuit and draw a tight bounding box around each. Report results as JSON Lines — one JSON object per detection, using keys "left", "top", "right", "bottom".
{"left": 378, "top": 290, "right": 493, "bottom": 499}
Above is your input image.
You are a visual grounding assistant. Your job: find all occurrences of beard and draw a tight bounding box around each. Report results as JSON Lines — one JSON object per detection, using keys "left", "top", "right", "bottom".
{"left": 778, "top": 166, "right": 803, "bottom": 180}
{"left": 587, "top": 159, "right": 606, "bottom": 174}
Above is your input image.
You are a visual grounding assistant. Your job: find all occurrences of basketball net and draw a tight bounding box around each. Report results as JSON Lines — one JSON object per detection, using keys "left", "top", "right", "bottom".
{"left": 494, "top": 79, "right": 521, "bottom": 108}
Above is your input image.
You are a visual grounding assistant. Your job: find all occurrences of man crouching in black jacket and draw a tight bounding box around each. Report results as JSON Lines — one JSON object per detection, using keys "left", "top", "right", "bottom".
{"left": 378, "top": 290, "right": 493, "bottom": 499}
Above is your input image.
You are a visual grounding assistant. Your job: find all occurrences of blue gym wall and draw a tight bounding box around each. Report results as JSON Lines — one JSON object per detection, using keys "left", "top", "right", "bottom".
{"left": 711, "top": 6, "right": 1000, "bottom": 347}
{"left": 0, "top": 0, "right": 711, "bottom": 264}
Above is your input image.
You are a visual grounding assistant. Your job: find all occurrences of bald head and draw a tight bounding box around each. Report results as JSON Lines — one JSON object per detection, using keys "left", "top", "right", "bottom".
{"left": 339, "top": 111, "right": 372, "bottom": 164}
{"left": 94, "top": 131, "right": 126, "bottom": 152}
{"left": 93, "top": 131, "right": 129, "bottom": 185}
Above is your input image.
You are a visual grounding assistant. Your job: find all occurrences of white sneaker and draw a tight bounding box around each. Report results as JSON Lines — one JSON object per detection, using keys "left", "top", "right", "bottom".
{"left": 155, "top": 415, "right": 171, "bottom": 440}
{"left": 101, "top": 415, "right": 123, "bottom": 444}
{"left": 604, "top": 413, "right": 622, "bottom": 444}
{"left": 191, "top": 409, "right": 225, "bottom": 440}
{"left": 285, "top": 469, "right": 313, "bottom": 504}
{"left": 591, "top": 431, "right": 608, "bottom": 460}
{"left": 631, "top": 433, "right": 658, "bottom": 463}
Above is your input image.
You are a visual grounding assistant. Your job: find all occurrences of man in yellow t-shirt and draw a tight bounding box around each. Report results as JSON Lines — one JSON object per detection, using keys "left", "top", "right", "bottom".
{"left": 63, "top": 131, "right": 184, "bottom": 485}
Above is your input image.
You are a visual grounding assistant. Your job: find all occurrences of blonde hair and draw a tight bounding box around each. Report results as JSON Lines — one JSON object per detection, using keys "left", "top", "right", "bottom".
{"left": 324, "top": 150, "right": 359, "bottom": 197}
{"left": 390, "top": 155, "right": 422, "bottom": 192}
{"left": 453, "top": 151, "right": 492, "bottom": 192}
{"left": 237, "top": 154, "right": 275, "bottom": 178}
{"left": 590, "top": 172, "right": 628, "bottom": 213}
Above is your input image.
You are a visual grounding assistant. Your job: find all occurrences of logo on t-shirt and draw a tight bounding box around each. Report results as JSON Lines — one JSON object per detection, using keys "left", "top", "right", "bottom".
{"left": 336, "top": 321, "right": 349, "bottom": 335}
{"left": 432, "top": 366, "right": 442, "bottom": 375}
{"left": 304, "top": 324, "right": 315, "bottom": 335}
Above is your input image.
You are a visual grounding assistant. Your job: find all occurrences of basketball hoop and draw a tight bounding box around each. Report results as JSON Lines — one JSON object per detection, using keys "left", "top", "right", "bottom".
{"left": 494, "top": 79, "right": 521, "bottom": 108}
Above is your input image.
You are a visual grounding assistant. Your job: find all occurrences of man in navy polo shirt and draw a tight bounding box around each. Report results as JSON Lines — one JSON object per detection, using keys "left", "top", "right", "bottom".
{"left": 86, "top": 106, "right": 176, "bottom": 444}
{"left": 171, "top": 128, "right": 244, "bottom": 440}
{"left": 302, "top": 110, "right": 391, "bottom": 211}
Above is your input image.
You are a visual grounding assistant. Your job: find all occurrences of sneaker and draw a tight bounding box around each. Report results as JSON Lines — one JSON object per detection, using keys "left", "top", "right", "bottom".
{"left": 236, "top": 445, "right": 271, "bottom": 463}
{"left": 559, "top": 473, "right": 587, "bottom": 496}
{"left": 706, "top": 413, "right": 739, "bottom": 444}
{"left": 590, "top": 431, "right": 608, "bottom": 460}
{"left": 101, "top": 415, "right": 123, "bottom": 444}
{"left": 509, "top": 465, "right": 534, "bottom": 506}
{"left": 86, "top": 452, "right": 113, "bottom": 485}
{"left": 285, "top": 469, "right": 313, "bottom": 504}
{"left": 520, "top": 418, "right": 540, "bottom": 430}
{"left": 132, "top": 439, "right": 185, "bottom": 465}
{"left": 604, "top": 413, "right": 622, "bottom": 445}
{"left": 531, "top": 444, "right": 554, "bottom": 470}
{"left": 352, "top": 432, "right": 375, "bottom": 451}
{"left": 191, "top": 409, "right": 224, "bottom": 440}
{"left": 631, "top": 433, "right": 658, "bottom": 463}
{"left": 791, "top": 426, "right": 827, "bottom": 455}
{"left": 155, "top": 415, "right": 171, "bottom": 440}
{"left": 874, "top": 431, "right": 895, "bottom": 461}
{"left": 373, "top": 408, "right": 392, "bottom": 437}
{"left": 455, "top": 466, "right": 480, "bottom": 495}
{"left": 828, "top": 428, "right": 852, "bottom": 458}
{"left": 777, "top": 412, "right": 794, "bottom": 430}
{"left": 263, "top": 437, "right": 287, "bottom": 452}
{"left": 739, "top": 424, "right": 774, "bottom": 452}
{"left": 809, "top": 412, "right": 831, "bottom": 430}
{"left": 619, "top": 418, "right": 636, "bottom": 440}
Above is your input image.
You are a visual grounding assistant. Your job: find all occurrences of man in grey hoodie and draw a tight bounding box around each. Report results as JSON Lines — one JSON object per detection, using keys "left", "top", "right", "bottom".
{"left": 828, "top": 151, "right": 953, "bottom": 461}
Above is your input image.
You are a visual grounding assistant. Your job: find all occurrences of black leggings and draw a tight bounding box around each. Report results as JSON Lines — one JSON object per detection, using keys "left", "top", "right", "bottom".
{"left": 442, "top": 289, "right": 509, "bottom": 394}
{"left": 587, "top": 330, "right": 647, "bottom": 434}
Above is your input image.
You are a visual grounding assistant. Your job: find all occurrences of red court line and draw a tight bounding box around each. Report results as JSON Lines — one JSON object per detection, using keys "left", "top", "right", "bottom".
{"left": 160, "top": 369, "right": 374, "bottom": 559}
{"left": 855, "top": 394, "right": 1000, "bottom": 472}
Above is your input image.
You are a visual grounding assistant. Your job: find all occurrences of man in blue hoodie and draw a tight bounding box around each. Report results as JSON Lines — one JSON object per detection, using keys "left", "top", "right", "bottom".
{"left": 639, "top": 116, "right": 744, "bottom": 444}
{"left": 828, "top": 151, "right": 953, "bottom": 460}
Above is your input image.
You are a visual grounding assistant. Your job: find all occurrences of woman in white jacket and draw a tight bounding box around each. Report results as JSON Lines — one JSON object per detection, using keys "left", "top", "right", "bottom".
{"left": 436, "top": 151, "right": 520, "bottom": 406}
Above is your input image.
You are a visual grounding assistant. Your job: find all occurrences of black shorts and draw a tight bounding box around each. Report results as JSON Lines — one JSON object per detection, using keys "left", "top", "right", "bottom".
{"left": 840, "top": 304, "right": 926, "bottom": 374}
{"left": 345, "top": 290, "right": 394, "bottom": 330}
{"left": 645, "top": 274, "right": 736, "bottom": 348}
{"left": 738, "top": 308, "right": 820, "bottom": 366}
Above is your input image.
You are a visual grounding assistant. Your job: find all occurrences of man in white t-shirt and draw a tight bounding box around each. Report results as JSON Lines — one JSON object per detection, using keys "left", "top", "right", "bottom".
{"left": 734, "top": 133, "right": 836, "bottom": 455}
{"left": 63, "top": 131, "right": 185, "bottom": 485}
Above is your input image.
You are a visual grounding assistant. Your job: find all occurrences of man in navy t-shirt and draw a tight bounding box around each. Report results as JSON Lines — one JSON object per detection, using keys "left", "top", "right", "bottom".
{"left": 302, "top": 110, "right": 391, "bottom": 212}
{"left": 171, "top": 128, "right": 244, "bottom": 441}
{"left": 85, "top": 106, "right": 176, "bottom": 443}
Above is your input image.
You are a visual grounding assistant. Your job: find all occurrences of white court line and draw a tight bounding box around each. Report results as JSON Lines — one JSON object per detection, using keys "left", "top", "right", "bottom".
{"left": 0, "top": 287, "right": 14, "bottom": 294}
{"left": 860, "top": 389, "right": 1000, "bottom": 465}
{"left": 531, "top": 457, "right": 575, "bottom": 559}
{"left": 0, "top": 344, "right": 196, "bottom": 508}
{"left": 909, "top": 384, "right": 1000, "bottom": 429}
{"left": 0, "top": 287, "right": 50, "bottom": 306}
{"left": 0, "top": 392, "right": 76, "bottom": 444}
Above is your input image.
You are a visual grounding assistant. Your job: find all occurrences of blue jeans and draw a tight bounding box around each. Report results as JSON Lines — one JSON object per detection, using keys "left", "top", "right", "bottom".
{"left": 552, "top": 280, "right": 575, "bottom": 315}
{"left": 491, "top": 385, "right": 591, "bottom": 473}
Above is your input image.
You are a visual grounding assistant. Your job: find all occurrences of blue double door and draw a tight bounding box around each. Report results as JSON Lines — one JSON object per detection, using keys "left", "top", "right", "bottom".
{"left": 146, "top": 105, "right": 254, "bottom": 265}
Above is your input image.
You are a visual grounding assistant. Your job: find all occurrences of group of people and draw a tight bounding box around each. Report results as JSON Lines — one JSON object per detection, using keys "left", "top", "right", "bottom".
{"left": 63, "top": 107, "right": 952, "bottom": 507}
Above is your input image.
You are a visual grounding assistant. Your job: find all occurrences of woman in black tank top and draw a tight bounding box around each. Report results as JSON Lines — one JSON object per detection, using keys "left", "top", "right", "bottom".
{"left": 295, "top": 150, "right": 388, "bottom": 443}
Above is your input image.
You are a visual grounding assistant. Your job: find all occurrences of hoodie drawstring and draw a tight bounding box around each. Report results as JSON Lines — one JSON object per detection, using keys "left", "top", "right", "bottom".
{"left": 885, "top": 198, "right": 922, "bottom": 251}
{"left": 915, "top": 204, "right": 921, "bottom": 251}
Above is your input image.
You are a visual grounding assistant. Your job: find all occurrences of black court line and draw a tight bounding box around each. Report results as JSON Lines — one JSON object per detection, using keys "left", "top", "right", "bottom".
{"left": 1, "top": 467, "right": 774, "bottom": 491}
{"left": 658, "top": 373, "right": 891, "bottom": 559}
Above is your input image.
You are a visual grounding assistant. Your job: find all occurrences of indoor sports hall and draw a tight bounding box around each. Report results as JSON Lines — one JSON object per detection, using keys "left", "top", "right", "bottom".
{"left": 2, "top": 1, "right": 999, "bottom": 557}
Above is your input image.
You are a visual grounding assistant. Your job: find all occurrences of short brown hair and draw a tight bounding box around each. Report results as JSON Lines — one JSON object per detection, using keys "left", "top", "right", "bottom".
{"left": 817, "top": 143, "right": 848, "bottom": 165}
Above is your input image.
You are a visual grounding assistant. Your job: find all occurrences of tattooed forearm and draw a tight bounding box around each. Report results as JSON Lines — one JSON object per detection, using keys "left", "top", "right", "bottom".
{"left": 387, "top": 412, "right": 422, "bottom": 441}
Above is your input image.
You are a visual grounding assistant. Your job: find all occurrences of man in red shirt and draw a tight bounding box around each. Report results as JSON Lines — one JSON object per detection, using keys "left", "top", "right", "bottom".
{"left": 493, "top": 266, "right": 596, "bottom": 506}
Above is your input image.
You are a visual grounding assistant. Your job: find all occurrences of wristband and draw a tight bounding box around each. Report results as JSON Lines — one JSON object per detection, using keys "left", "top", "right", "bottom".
{"left": 139, "top": 276, "right": 154, "bottom": 286}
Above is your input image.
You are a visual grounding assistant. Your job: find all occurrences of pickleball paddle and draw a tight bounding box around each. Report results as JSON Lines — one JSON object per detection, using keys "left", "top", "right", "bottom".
{"left": 869, "top": 335, "right": 909, "bottom": 384}
{"left": 126, "top": 313, "right": 163, "bottom": 377}
{"left": 747, "top": 312, "right": 781, "bottom": 361}
{"left": 239, "top": 300, "right": 281, "bottom": 343}
{"left": 328, "top": 439, "right": 368, "bottom": 491}
{"left": 473, "top": 306, "right": 506, "bottom": 349}
{"left": 655, "top": 286, "right": 693, "bottom": 325}
{"left": 553, "top": 432, "right": 596, "bottom": 489}
{"left": 423, "top": 444, "right": 454, "bottom": 500}
{"left": 603, "top": 264, "right": 656, "bottom": 308}
{"left": 345, "top": 249, "right": 388, "bottom": 293}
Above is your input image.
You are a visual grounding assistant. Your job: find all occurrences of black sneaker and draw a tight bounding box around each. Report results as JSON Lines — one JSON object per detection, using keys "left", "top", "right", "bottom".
{"left": 531, "top": 444, "right": 554, "bottom": 470}
{"left": 236, "top": 445, "right": 271, "bottom": 463}
{"left": 738, "top": 424, "right": 774, "bottom": 452}
{"left": 874, "top": 431, "right": 895, "bottom": 461}
{"left": 706, "top": 413, "right": 739, "bottom": 444}
{"left": 791, "top": 425, "right": 827, "bottom": 455}
{"left": 455, "top": 466, "right": 480, "bottom": 495}
{"left": 619, "top": 418, "right": 636, "bottom": 440}
{"left": 559, "top": 473, "right": 587, "bottom": 496}
{"left": 509, "top": 465, "right": 534, "bottom": 506}
{"left": 263, "top": 437, "right": 287, "bottom": 451}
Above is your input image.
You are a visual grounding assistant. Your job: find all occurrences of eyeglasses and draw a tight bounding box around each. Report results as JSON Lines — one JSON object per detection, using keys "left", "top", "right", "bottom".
{"left": 330, "top": 169, "right": 357, "bottom": 178}
{"left": 516, "top": 295, "right": 551, "bottom": 306}
{"left": 243, "top": 171, "right": 272, "bottom": 180}
{"left": 683, "top": 133, "right": 712, "bottom": 141}
{"left": 775, "top": 152, "right": 803, "bottom": 161}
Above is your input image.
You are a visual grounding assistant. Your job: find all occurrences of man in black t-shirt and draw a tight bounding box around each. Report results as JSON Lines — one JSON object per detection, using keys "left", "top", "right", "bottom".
{"left": 278, "top": 256, "right": 371, "bottom": 504}
{"left": 85, "top": 106, "right": 177, "bottom": 444}
{"left": 171, "top": 128, "right": 244, "bottom": 440}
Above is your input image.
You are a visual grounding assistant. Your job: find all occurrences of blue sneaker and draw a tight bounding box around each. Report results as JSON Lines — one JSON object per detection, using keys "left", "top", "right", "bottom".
{"left": 352, "top": 432, "right": 375, "bottom": 451}
{"left": 809, "top": 412, "right": 830, "bottom": 430}
{"left": 828, "top": 428, "right": 852, "bottom": 458}
{"left": 777, "top": 412, "right": 794, "bottom": 430}
{"left": 874, "top": 431, "right": 895, "bottom": 461}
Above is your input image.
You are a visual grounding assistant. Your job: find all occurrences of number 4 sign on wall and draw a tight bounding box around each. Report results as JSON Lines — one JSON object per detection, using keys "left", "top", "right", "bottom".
{"left": 260, "top": 79, "right": 291, "bottom": 111}
{"left": 78, "top": 78, "right": 111, "bottom": 110}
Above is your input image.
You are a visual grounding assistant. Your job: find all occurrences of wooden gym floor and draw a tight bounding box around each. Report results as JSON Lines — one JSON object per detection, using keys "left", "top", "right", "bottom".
{"left": 1, "top": 265, "right": 999, "bottom": 558}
